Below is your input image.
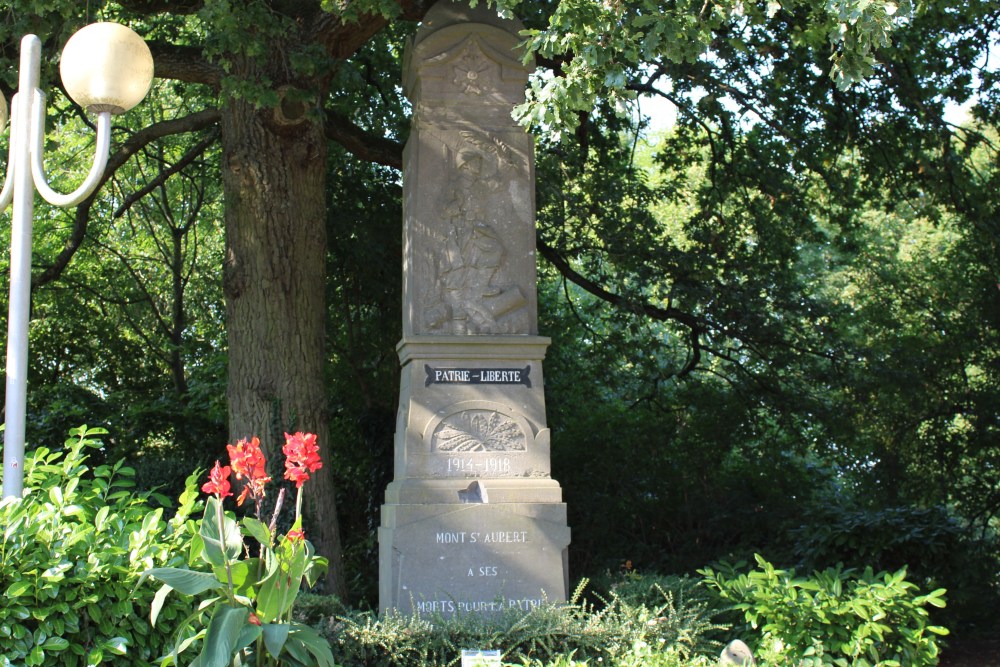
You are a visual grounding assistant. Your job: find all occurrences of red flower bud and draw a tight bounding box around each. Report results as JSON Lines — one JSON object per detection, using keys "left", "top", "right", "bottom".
{"left": 201, "top": 461, "right": 233, "bottom": 499}
{"left": 282, "top": 432, "right": 322, "bottom": 489}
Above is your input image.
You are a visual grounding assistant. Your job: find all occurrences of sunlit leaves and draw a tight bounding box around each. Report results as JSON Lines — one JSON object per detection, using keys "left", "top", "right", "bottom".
{"left": 506, "top": 0, "right": 911, "bottom": 134}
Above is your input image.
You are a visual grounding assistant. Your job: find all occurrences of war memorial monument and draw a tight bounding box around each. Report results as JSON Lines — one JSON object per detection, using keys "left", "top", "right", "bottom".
{"left": 378, "top": 0, "right": 572, "bottom": 616}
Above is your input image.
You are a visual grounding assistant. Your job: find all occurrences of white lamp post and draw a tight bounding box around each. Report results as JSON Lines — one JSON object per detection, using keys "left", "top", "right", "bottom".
{"left": 1, "top": 23, "right": 154, "bottom": 499}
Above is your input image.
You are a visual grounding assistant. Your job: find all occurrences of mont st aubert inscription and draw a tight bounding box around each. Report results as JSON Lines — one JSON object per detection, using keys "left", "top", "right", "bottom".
{"left": 378, "top": 0, "right": 570, "bottom": 616}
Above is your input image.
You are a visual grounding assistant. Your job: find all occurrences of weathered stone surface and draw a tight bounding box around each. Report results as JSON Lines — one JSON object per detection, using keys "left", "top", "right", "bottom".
{"left": 379, "top": 502, "right": 570, "bottom": 615}
{"left": 401, "top": 0, "right": 537, "bottom": 337}
{"left": 391, "top": 337, "right": 553, "bottom": 483}
{"left": 379, "top": 340, "right": 570, "bottom": 615}
{"left": 379, "top": 0, "right": 569, "bottom": 616}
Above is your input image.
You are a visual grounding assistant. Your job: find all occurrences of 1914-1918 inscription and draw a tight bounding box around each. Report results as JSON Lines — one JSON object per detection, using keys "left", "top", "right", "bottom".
{"left": 425, "top": 364, "right": 531, "bottom": 387}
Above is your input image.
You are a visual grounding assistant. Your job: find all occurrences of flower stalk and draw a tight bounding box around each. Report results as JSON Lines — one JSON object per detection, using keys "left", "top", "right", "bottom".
{"left": 143, "top": 432, "right": 333, "bottom": 666}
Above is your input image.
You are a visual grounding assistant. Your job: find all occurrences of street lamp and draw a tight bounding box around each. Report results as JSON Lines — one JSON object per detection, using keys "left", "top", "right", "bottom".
{"left": 1, "top": 23, "right": 154, "bottom": 499}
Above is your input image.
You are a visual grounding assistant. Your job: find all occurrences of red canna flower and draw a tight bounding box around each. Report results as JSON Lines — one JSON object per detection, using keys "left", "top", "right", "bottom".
{"left": 248, "top": 612, "right": 262, "bottom": 626}
{"left": 227, "top": 436, "right": 271, "bottom": 506}
{"left": 282, "top": 432, "right": 322, "bottom": 489}
{"left": 286, "top": 528, "right": 306, "bottom": 543}
{"left": 202, "top": 460, "right": 233, "bottom": 499}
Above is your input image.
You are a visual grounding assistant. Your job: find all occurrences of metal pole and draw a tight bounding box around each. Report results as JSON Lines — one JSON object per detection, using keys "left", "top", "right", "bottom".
{"left": 1, "top": 26, "right": 150, "bottom": 499}
{"left": 2, "top": 36, "right": 41, "bottom": 500}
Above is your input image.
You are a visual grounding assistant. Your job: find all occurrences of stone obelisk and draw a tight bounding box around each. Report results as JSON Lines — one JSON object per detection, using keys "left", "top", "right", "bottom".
{"left": 378, "top": 0, "right": 571, "bottom": 616}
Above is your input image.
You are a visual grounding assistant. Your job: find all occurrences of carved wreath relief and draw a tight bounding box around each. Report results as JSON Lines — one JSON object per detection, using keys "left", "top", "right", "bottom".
{"left": 433, "top": 410, "right": 527, "bottom": 452}
{"left": 452, "top": 41, "right": 499, "bottom": 96}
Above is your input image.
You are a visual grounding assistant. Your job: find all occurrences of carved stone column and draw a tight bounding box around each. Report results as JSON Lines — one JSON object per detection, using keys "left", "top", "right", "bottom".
{"left": 379, "top": 0, "right": 570, "bottom": 616}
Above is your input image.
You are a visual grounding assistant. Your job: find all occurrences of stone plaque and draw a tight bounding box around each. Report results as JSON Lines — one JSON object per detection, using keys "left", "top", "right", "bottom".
{"left": 380, "top": 504, "right": 570, "bottom": 615}
{"left": 425, "top": 365, "right": 531, "bottom": 386}
{"left": 461, "top": 650, "right": 502, "bottom": 667}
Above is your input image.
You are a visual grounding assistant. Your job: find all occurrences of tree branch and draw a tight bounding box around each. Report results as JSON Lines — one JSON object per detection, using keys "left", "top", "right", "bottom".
{"left": 33, "top": 109, "right": 223, "bottom": 288}
{"left": 308, "top": 11, "right": 391, "bottom": 60}
{"left": 536, "top": 237, "right": 704, "bottom": 337}
{"left": 114, "top": 128, "right": 220, "bottom": 219}
{"left": 117, "top": 0, "right": 204, "bottom": 13}
{"left": 147, "top": 41, "right": 223, "bottom": 88}
{"left": 324, "top": 108, "right": 403, "bottom": 168}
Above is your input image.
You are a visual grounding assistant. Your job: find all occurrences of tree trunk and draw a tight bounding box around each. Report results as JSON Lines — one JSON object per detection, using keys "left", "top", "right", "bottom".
{"left": 220, "top": 92, "right": 346, "bottom": 597}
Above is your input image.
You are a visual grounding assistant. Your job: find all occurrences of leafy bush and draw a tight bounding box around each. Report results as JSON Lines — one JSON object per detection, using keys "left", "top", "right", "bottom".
{"left": 308, "top": 580, "right": 726, "bottom": 666}
{"left": 788, "top": 503, "right": 1000, "bottom": 634}
{"left": 701, "top": 555, "right": 950, "bottom": 666}
{"left": 604, "top": 572, "right": 721, "bottom": 613}
{"left": 0, "top": 426, "right": 200, "bottom": 666}
{"left": 602, "top": 571, "right": 733, "bottom": 649}
{"left": 789, "top": 505, "right": 965, "bottom": 573}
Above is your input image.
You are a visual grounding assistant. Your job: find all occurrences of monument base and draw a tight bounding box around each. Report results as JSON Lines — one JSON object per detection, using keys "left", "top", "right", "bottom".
{"left": 379, "top": 333, "right": 570, "bottom": 615}
{"left": 379, "top": 500, "right": 570, "bottom": 615}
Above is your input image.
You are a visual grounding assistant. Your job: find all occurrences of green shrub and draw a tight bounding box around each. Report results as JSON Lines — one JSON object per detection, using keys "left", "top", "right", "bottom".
{"left": 602, "top": 572, "right": 733, "bottom": 651}
{"left": 604, "top": 572, "right": 722, "bottom": 613}
{"left": 307, "top": 580, "right": 726, "bottom": 666}
{"left": 0, "top": 426, "right": 201, "bottom": 666}
{"left": 701, "top": 555, "right": 950, "bottom": 666}
{"left": 788, "top": 503, "right": 1000, "bottom": 634}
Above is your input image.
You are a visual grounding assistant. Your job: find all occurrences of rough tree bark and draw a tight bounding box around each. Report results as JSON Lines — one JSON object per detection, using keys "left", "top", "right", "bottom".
{"left": 220, "top": 86, "right": 344, "bottom": 595}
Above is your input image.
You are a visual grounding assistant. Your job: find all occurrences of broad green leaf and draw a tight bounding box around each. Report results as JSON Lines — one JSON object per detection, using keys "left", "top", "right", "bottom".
{"left": 288, "top": 624, "right": 336, "bottom": 667}
{"left": 262, "top": 623, "right": 290, "bottom": 657}
{"left": 303, "top": 553, "right": 328, "bottom": 589}
{"left": 242, "top": 517, "right": 271, "bottom": 546}
{"left": 6, "top": 580, "right": 32, "bottom": 597}
{"left": 235, "top": 622, "right": 263, "bottom": 653}
{"left": 151, "top": 583, "right": 173, "bottom": 627}
{"left": 41, "top": 636, "right": 70, "bottom": 651}
{"left": 197, "top": 604, "right": 249, "bottom": 667}
{"left": 144, "top": 568, "right": 223, "bottom": 596}
{"left": 199, "top": 498, "right": 243, "bottom": 567}
{"left": 102, "top": 637, "right": 128, "bottom": 655}
{"left": 256, "top": 566, "right": 299, "bottom": 624}
{"left": 921, "top": 588, "right": 948, "bottom": 608}
{"left": 214, "top": 558, "right": 261, "bottom": 596}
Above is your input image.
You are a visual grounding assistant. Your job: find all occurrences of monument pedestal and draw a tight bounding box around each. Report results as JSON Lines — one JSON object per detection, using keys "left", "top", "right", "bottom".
{"left": 379, "top": 336, "right": 570, "bottom": 615}
{"left": 379, "top": 502, "right": 570, "bottom": 615}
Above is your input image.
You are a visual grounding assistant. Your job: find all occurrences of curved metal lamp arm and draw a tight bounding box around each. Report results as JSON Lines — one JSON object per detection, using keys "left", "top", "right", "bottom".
{"left": 0, "top": 103, "right": 17, "bottom": 211}
{"left": 29, "top": 91, "right": 112, "bottom": 208}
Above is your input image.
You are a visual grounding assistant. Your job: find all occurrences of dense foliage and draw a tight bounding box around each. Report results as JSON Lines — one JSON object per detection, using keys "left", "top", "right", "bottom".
{"left": 703, "top": 556, "right": 948, "bottom": 666}
{"left": 143, "top": 434, "right": 335, "bottom": 667}
{"left": 0, "top": 0, "right": 998, "bottom": 644}
{"left": 0, "top": 427, "right": 955, "bottom": 664}
{"left": 300, "top": 577, "right": 727, "bottom": 667}
{"left": 0, "top": 427, "right": 200, "bottom": 666}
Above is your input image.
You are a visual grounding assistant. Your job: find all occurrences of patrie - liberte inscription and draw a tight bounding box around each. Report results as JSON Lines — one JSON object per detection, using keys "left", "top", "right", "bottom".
{"left": 425, "top": 364, "right": 531, "bottom": 387}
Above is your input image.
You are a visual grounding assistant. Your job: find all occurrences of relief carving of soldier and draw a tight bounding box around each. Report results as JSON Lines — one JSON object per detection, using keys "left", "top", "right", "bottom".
{"left": 424, "top": 134, "right": 528, "bottom": 334}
